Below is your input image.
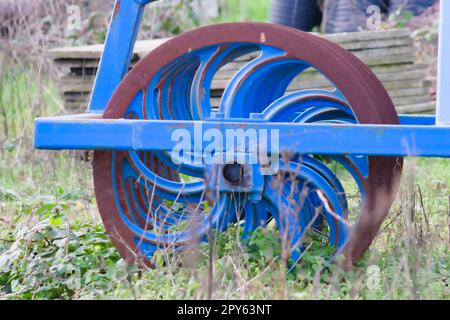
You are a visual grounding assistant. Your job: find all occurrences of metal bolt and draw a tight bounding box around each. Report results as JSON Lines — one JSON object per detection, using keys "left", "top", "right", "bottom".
{"left": 223, "top": 164, "right": 244, "bottom": 184}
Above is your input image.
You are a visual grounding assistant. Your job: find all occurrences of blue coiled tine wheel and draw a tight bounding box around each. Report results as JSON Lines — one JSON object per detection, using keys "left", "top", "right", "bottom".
{"left": 93, "top": 23, "right": 403, "bottom": 268}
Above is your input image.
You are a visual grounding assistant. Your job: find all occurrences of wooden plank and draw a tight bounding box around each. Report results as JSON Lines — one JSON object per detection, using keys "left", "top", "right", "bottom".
{"left": 63, "top": 98, "right": 435, "bottom": 114}
{"left": 396, "top": 102, "right": 435, "bottom": 113}
{"left": 210, "top": 97, "right": 221, "bottom": 109}
{"left": 59, "top": 75, "right": 95, "bottom": 84}
{"left": 62, "top": 101, "right": 433, "bottom": 114}
{"left": 338, "top": 37, "right": 412, "bottom": 51}
{"left": 358, "top": 53, "right": 416, "bottom": 66}
{"left": 50, "top": 39, "right": 415, "bottom": 77}
{"left": 64, "top": 100, "right": 88, "bottom": 111}
{"left": 392, "top": 95, "right": 431, "bottom": 106}
{"left": 210, "top": 67, "right": 426, "bottom": 91}
{"left": 60, "top": 82, "right": 93, "bottom": 93}
{"left": 52, "top": 42, "right": 414, "bottom": 71}
{"left": 54, "top": 60, "right": 425, "bottom": 84}
{"left": 388, "top": 87, "right": 429, "bottom": 98}
{"left": 63, "top": 74, "right": 420, "bottom": 94}
{"left": 215, "top": 52, "right": 415, "bottom": 75}
{"left": 49, "top": 28, "right": 432, "bottom": 112}
{"left": 49, "top": 38, "right": 170, "bottom": 59}
{"left": 51, "top": 29, "right": 411, "bottom": 59}
{"left": 140, "top": 30, "right": 411, "bottom": 56}
{"left": 49, "top": 44, "right": 109, "bottom": 59}
{"left": 48, "top": 29, "right": 411, "bottom": 61}
{"left": 209, "top": 96, "right": 432, "bottom": 111}
{"left": 372, "top": 69, "right": 427, "bottom": 82}
{"left": 382, "top": 79, "right": 427, "bottom": 90}
{"left": 368, "top": 63, "right": 427, "bottom": 74}
{"left": 323, "top": 29, "right": 411, "bottom": 44}
{"left": 59, "top": 76, "right": 430, "bottom": 102}
{"left": 292, "top": 68, "right": 426, "bottom": 87}
{"left": 61, "top": 95, "right": 433, "bottom": 113}
{"left": 53, "top": 58, "right": 100, "bottom": 68}
{"left": 213, "top": 62, "right": 427, "bottom": 80}
{"left": 58, "top": 75, "right": 94, "bottom": 93}
{"left": 210, "top": 84, "right": 428, "bottom": 99}
{"left": 352, "top": 45, "right": 412, "bottom": 57}
{"left": 133, "top": 38, "right": 170, "bottom": 57}
{"left": 63, "top": 92, "right": 91, "bottom": 100}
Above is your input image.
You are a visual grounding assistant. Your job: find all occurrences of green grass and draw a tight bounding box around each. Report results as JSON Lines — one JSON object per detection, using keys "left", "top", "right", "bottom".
{"left": 0, "top": 57, "right": 449, "bottom": 299}
{"left": 211, "top": 0, "right": 270, "bottom": 23}
{"left": 1, "top": 156, "right": 449, "bottom": 299}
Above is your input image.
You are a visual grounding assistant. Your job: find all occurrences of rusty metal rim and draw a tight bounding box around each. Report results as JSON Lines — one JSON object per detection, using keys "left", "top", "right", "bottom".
{"left": 94, "top": 22, "right": 403, "bottom": 267}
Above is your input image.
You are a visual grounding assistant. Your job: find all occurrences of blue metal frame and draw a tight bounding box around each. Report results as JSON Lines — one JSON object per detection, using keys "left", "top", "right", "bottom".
{"left": 88, "top": 0, "right": 154, "bottom": 113}
{"left": 437, "top": 0, "right": 450, "bottom": 125}
{"left": 34, "top": 0, "right": 450, "bottom": 157}
{"left": 34, "top": 115, "right": 450, "bottom": 157}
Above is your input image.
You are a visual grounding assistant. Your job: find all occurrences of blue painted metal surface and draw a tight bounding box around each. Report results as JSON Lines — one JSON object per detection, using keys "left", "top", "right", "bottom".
{"left": 88, "top": 0, "right": 155, "bottom": 113}
{"left": 399, "top": 114, "right": 435, "bottom": 126}
{"left": 34, "top": 115, "right": 450, "bottom": 157}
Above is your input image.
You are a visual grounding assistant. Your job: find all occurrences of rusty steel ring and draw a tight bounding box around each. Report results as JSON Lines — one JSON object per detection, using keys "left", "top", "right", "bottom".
{"left": 93, "top": 22, "right": 403, "bottom": 268}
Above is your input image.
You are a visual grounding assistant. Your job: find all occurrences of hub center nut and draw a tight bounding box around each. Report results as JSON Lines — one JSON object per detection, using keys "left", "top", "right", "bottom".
{"left": 223, "top": 164, "right": 244, "bottom": 184}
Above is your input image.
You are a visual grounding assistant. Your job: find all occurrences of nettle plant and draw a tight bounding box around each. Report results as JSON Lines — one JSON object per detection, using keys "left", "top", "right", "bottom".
{"left": 140, "top": 0, "right": 203, "bottom": 38}
{"left": 0, "top": 199, "right": 130, "bottom": 299}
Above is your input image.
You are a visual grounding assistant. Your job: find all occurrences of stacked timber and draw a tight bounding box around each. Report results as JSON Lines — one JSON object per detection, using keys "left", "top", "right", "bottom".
{"left": 49, "top": 28, "right": 434, "bottom": 114}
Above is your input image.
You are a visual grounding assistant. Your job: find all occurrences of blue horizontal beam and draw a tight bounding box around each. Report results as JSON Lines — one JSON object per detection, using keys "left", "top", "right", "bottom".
{"left": 399, "top": 114, "right": 435, "bottom": 126}
{"left": 34, "top": 115, "right": 450, "bottom": 157}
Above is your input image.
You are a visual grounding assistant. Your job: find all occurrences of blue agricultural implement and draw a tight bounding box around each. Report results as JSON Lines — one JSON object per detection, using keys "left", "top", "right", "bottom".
{"left": 34, "top": 0, "right": 450, "bottom": 268}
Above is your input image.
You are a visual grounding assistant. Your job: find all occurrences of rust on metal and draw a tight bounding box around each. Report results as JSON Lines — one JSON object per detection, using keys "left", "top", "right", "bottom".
{"left": 94, "top": 22, "right": 403, "bottom": 267}
{"left": 113, "top": 0, "right": 121, "bottom": 20}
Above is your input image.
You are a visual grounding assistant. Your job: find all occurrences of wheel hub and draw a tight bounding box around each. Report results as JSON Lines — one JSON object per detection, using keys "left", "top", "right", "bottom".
{"left": 223, "top": 164, "right": 244, "bottom": 185}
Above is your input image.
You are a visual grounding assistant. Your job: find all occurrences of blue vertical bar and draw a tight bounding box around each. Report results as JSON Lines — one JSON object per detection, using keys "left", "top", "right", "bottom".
{"left": 88, "top": 0, "right": 155, "bottom": 113}
{"left": 437, "top": 0, "right": 450, "bottom": 125}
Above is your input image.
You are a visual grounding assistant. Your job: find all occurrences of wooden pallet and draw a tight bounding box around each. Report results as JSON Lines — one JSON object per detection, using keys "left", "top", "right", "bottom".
{"left": 49, "top": 28, "right": 435, "bottom": 114}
